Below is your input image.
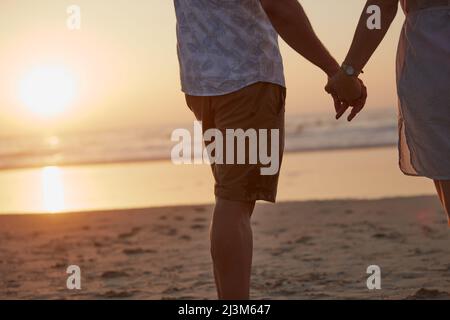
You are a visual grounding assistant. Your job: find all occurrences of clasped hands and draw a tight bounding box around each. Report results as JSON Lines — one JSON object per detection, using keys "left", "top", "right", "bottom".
{"left": 325, "top": 70, "right": 367, "bottom": 121}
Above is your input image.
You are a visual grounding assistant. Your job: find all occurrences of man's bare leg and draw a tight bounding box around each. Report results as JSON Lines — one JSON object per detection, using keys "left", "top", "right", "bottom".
{"left": 434, "top": 180, "right": 450, "bottom": 226}
{"left": 210, "top": 197, "right": 255, "bottom": 300}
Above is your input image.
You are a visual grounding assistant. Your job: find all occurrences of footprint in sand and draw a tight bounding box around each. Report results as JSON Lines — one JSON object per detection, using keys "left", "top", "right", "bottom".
{"left": 356, "top": 221, "right": 378, "bottom": 230}
{"left": 262, "top": 278, "right": 290, "bottom": 290}
{"left": 1, "top": 232, "right": 12, "bottom": 240}
{"left": 30, "top": 231, "right": 41, "bottom": 239}
{"left": 118, "top": 227, "right": 142, "bottom": 240}
{"left": 93, "top": 241, "right": 105, "bottom": 248}
{"left": 162, "top": 287, "right": 183, "bottom": 294}
{"left": 299, "top": 272, "right": 328, "bottom": 282}
{"left": 51, "top": 262, "right": 68, "bottom": 269}
{"left": 274, "top": 228, "right": 288, "bottom": 236}
{"left": 305, "top": 292, "right": 331, "bottom": 299}
{"left": 6, "top": 280, "right": 21, "bottom": 289}
{"left": 408, "top": 248, "right": 440, "bottom": 256}
{"left": 326, "top": 222, "right": 348, "bottom": 228}
{"left": 101, "top": 271, "right": 130, "bottom": 279}
{"left": 190, "top": 224, "right": 206, "bottom": 230}
{"left": 99, "top": 290, "right": 135, "bottom": 298}
{"left": 162, "top": 265, "right": 184, "bottom": 273}
{"left": 123, "top": 248, "right": 157, "bottom": 256}
{"left": 271, "top": 246, "right": 294, "bottom": 257}
{"left": 179, "top": 235, "right": 192, "bottom": 241}
{"left": 441, "top": 264, "right": 450, "bottom": 273}
{"left": 372, "top": 231, "right": 404, "bottom": 241}
{"left": 421, "top": 225, "right": 443, "bottom": 239}
{"left": 152, "top": 225, "right": 178, "bottom": 236}
{"left": 295, "top": 236, "right": 314, "bottom": 245}
{"left": 165, "top": 228, "right": 178, "bottom": 236}
{"left": 302, "top": 257, "right": 323, "bottom": 262}
{"left": 5, "top": 291, "right": 18, "bottom": 297}
{"left": 405, "top": 288, "right": 450, "bottom": 300}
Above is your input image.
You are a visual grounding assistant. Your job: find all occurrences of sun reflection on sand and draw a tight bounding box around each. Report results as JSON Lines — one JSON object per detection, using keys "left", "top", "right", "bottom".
{"left": 41, "top": 166, "right": 65, "bottom": 213}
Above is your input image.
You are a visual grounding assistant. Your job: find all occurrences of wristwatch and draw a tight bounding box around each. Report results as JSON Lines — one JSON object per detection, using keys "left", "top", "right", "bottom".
{"left": 341, "top": 64, "right": 361, "bottom": 77}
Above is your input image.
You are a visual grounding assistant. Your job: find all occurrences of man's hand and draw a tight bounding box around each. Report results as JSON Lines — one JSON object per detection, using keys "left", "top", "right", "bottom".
{"left": 325, "top": 71, "right": 367, "bottom": 121}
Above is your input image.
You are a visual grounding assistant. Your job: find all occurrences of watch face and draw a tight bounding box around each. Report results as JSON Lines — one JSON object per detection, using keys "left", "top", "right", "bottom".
{"left": 345, "top": 65, "right": 355, "bottom": 76}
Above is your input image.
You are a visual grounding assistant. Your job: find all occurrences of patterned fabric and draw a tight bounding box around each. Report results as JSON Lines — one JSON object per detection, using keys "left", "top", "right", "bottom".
{"left": 174, "top": 0, "right": 285, "bottom": 96}
{"left": 402, "top": 0, "right": 450, "bottom": 12}
{"left": 396, "top": 2, "right": 450, "bottom": 179}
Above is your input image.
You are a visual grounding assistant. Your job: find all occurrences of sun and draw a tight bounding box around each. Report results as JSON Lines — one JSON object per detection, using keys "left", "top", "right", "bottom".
{"left": 19, "top": 66, "right": 77, "bottom": 117}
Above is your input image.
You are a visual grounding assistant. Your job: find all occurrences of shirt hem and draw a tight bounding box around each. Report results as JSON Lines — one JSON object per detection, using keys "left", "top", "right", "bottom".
{"left": 181, "top": 78, "right": 286, "bottom": 97}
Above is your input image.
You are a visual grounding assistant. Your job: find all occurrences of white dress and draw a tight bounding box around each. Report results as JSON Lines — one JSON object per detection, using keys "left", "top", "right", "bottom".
{"left": 396, "top": 1, "right": 450, "bottom": 179}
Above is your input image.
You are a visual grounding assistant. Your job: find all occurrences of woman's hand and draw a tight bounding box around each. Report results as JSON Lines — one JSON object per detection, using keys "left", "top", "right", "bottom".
{"left": 326, "top": 69, "right": 362, "bottom": 102}
{"left": 325, "top": 71, "right": 368, "bottom": 121}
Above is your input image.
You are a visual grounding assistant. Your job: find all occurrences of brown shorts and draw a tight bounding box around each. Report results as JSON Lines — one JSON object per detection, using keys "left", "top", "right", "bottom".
{"left": 185, "top": 82, "right": 286, "bottom": 203}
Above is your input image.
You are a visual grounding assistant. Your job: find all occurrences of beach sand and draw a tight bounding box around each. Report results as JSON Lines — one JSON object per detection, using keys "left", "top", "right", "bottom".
{"left": 0, "top": 196, "right": 449, "bottom": 300}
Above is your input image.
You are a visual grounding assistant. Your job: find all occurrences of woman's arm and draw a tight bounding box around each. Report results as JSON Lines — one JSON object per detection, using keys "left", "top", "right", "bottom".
{"left": 343, "top": 0, "right": 400, "bottom": 73}
{"left": 326, "top": 0, "right": 399, "bottom": 121}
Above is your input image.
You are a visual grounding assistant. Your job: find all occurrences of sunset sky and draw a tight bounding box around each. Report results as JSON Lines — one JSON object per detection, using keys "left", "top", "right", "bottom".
{"left": 0, "top": 0, "right": 404, "bottom": 136}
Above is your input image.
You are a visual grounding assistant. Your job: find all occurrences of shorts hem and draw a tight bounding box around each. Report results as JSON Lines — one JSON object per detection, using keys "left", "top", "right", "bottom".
{"left": 215, "top": 189, "right": 277, "bottom": 203}
{"left": 400, "top": 167, "right": 450, "bottom": 180}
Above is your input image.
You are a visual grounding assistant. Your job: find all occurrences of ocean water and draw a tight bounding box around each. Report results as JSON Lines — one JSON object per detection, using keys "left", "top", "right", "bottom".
{"left": 0, "top": 147, "right": 435, "bottom": 214}
{"left": 0, "top": 108, "right": 398, "bottom": 170}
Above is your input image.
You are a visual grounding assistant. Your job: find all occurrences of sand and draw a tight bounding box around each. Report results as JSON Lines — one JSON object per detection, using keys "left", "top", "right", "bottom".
{"left": 0, "top": 196, "right": 449, "bottom": 300}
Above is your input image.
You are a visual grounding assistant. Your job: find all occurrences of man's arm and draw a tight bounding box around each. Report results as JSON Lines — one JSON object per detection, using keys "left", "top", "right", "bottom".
{"left": 343, "top": 0, "right": 399, "bottom": 73}
{"left": 260, "top": 0, "right": 340, "bottom": 77}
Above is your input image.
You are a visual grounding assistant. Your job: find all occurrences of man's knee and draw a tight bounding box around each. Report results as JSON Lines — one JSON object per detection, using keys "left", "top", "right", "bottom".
{"left": 210, "top": 198, "right": 253, "bottom": 247}
{"left": 214, "top": 197, "right": 255, "bottom": 217}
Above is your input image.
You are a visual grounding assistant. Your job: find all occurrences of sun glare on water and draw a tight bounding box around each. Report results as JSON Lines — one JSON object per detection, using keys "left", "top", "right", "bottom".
{"left": 41, "top": 166, "right": 65, "bottom": 213}
{"left": 19, "top": 66, "right": 77, "bottom": 117}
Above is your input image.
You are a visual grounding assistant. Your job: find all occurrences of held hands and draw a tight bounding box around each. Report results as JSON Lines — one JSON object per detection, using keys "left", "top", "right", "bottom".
{"left": 325, "top": 70, "right": 367, "bottom": 121}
